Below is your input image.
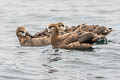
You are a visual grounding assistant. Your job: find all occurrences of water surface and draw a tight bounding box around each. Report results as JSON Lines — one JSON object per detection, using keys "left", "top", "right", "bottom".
{"left": 0, "top": 0, "right": 120, "bottom": 80}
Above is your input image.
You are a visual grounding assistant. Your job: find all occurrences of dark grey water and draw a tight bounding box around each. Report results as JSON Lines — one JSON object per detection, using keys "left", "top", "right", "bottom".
{"left": 0, "top": 0, "right": 120, "bottom": 80}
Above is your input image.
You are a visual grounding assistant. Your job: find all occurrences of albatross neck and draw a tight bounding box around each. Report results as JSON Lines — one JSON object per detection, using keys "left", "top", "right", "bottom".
{"left": 18, "top": 36, "right": 32, "bottom": 46}
{"left": 50, "top": 27, "right": 59, "bottom": 45}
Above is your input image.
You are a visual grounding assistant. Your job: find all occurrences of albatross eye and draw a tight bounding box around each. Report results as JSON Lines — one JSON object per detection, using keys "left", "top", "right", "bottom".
{"left": 61, "top": 25, "right": 64, "bottom": 26}
{"left": 49, "top": 26, "right": 55, "bottom": 29}
{"left": 48, "top": 26, "right": 52, "bottom": 29}
{"left": 18, "top": 31, "right": 26, "bottom": 36}
{"left": 20, "top": 31, "right": 25, "bottom": 33}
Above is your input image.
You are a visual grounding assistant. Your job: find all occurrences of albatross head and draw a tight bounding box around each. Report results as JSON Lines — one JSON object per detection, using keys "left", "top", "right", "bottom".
{"left": 56, "top": 22, "right": 66, "bottom": 31}
{"left": 48, "top": 24, "right": 59, "bottom": 33}
{"left": 16, "top": 26, "right": 27, "bottom": 37}
{"left": 104, "top": 27, "right": 113, "bottom": 35}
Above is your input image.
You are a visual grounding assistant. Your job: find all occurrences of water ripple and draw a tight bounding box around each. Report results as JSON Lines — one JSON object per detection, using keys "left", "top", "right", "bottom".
{"left": 0, "top": 0, "right": 120, "bottom": 80}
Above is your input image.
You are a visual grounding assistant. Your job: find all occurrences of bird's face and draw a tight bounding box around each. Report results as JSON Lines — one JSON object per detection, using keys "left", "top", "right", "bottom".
{"left": 16, "top": 26, "right": 27, "bottom": 37}
{"left": 108, "top": 28, "right": 113, "bottom": 32}
{"left": 56, "top": 22, "right": 66, "bottom": 31}
{"left": 48, "top": 24, "right": 58, "bottom": 33}
{"left": 104, "top": 27, "right": 113, "bottom": 34}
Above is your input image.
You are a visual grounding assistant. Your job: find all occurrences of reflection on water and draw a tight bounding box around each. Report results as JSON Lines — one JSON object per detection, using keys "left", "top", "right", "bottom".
{"left": 0, "top": 0, "right": 120, "bottom": 80}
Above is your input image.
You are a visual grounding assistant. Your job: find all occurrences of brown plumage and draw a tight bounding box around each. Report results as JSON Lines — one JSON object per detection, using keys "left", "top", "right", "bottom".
{"left": 64, "top": 26, "right": 78, "bottom": 33}
{"left": 92, "top": 26, "right": 112, "bottom": 35}
{"left": 56, "top": 22, "right": 66, "bottom": 34}
{"left": 16, "top": 26, "right": 51, "bottom": 46}
{"left": 73, "top": 24, "right": 112, "bottom": 35}
{"left": 33, "top": 28, "right": 50, "bottom": 38}
{"left": 71, "top": 24, "right": 112, "bottom": 44}
{"left": 56, "top": 22, "right": 65, "bottom": 28}
{"left": 78, "top": 32, "right": 107, "bottom": 44}
{"left": 33, "top": 22, "right": 66, "bottom": 38}
{"left": 56, "top": 22, "right": 78, "bottom": 34}
{"left": 48, "top": 24, "right": 93, "bottom": 49}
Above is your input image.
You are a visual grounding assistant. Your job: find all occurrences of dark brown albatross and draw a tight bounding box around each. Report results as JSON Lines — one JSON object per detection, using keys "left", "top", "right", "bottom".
{"left": 74, "top": 24, "right": 113, "bottom": 35}
{"left": 16, "top": 26, "right": 51, "bottom": 46}
{"left": 47, "top": 23, "right": 104, "bottom": 49}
